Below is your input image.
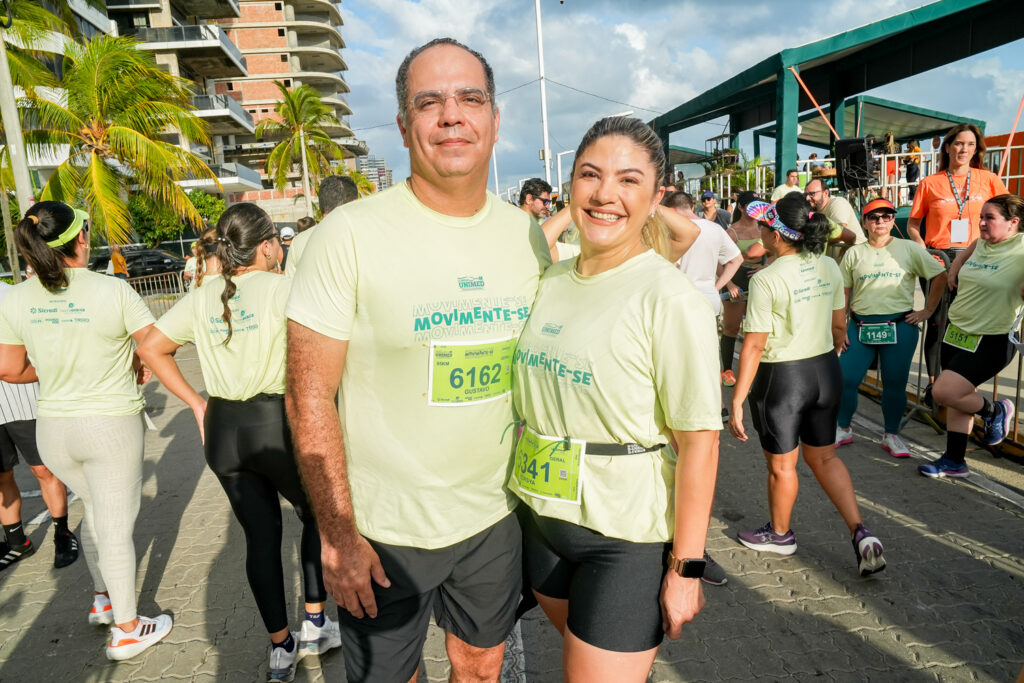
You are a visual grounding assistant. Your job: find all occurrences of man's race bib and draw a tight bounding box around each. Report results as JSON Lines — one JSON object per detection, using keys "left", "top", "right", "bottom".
{"left": 427, "top": 336, "right": 516, "bottom": 406}
{"left": 513, "top": 427, "right": 583, "bottom": 504}
{"left": 943, "top": 323, "right": 980, "bottom": 352}
{"left": 858, "top": 322, "right": 897, "bottom": 345}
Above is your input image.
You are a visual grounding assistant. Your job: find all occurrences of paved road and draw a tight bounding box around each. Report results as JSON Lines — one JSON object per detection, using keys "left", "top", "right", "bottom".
{"left": 0, "top": 351, "right": 1021, "bottom": 681}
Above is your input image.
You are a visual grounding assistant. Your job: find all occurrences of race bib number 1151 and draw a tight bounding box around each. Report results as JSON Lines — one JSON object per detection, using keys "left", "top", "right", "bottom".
{"left": 428, "top": 336, "right": 517, "bottom": 406}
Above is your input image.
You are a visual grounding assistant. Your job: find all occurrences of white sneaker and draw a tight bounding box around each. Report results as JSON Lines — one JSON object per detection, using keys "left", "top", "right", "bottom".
{"left": 835, "top": 426, "right": 854, "bottom": 447}
{"left": 88, "top": 594, "right": 114, "bottom": 626}
{"left": 105, "top": 614, "right": 172, "bottom": 661}
{"left": 297, "top": 615, "right": 342, "bottom": 659}
{"left": 881, "top": 432, "right": 910, "bottom": 458}
{"left": 267, "top": 639, "right": 298, "bottom": 682}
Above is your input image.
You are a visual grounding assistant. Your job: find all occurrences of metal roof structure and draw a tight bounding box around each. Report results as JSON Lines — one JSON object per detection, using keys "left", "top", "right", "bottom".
{"left": 649, "top": 0, "right": 1024, "bottom": 177}
{"left": 668, "top": 145, "right": 710, "bottom": 166}
{"left": 750, "top": 95, "right": 987, "bottom": 154}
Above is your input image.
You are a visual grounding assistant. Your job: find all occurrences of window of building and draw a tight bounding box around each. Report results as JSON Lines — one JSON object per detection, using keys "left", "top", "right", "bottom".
{"left": 226, "top": 83, "right": 234, "bottom": 91}
{"left": 280, "top": 54, "right": 288, "bottom": 62}
{"left": 278, "top": 28, "right": 285, "bottom": 37}
{"left": 275, "top": 2, "right": 282, "bottom": 9}
{"left": 283, "top": 79, "right": 292, "bottom": 87}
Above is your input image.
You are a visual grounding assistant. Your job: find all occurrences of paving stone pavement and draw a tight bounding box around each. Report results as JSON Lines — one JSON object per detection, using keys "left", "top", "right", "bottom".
{"left": 0, "top": 351, "right": 1022, "bottom": 682}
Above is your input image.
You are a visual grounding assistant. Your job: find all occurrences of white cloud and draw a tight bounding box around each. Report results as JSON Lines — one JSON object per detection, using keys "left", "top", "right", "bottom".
{"left": 613, "top": 24, "right": 647, "bottom": 52}
{"left": 338, "top": 0, "right": 1024, "bottom": 187}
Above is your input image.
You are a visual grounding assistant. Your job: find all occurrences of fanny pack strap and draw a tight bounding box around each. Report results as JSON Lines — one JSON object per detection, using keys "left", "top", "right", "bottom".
{"left": 522, "top": 425, "right": 664, "bottom": 457}
{"left": 851, "top": 311, "right": 910, "bottom": 326}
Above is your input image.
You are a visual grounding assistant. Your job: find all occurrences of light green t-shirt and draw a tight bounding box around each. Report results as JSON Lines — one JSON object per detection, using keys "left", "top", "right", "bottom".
{"left": 554, "top": 241, "right": 581, "bottom": 262}
{"left": 949, "top": 233, "right": 1024, "bottom": 335}
{"left": 284, "top": 227, "right": 315, "bottom": 277}
{"left": 0, "top": 269, "right": 154, "bottom": 417}
{"left": 744, "top": 253, "right": 845, "bottom": 363}
{"left": 509, "top": 251, "right": 721, "bottom": 543}
{"left": 821, "top": 196, "right": 866, "bottom": 243}
{"left": 841, "top": 239, "right": 945, "bottom": 315}
{"left": 156, "top": 271, "right": 289, "bottom": 400}
{"left": 286, "top": 182, "right": 551, "bottom": 549}
{"left": 770, "top": 184, "right": 802, "bottom": 202}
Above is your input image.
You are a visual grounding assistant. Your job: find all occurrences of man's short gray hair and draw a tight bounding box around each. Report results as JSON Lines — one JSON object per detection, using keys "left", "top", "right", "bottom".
{"left": 395, "top": 37, "right": 496, "bottom": 125}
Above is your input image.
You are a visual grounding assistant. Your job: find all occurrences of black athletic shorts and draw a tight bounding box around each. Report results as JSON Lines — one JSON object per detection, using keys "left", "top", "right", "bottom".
{"left": 940, "top": 333, "right": 1016, "bottom": 387}
{"left": 0, "top": 420, "right": 42, "bottom": 472}
{"left": 748, "top": 351, "right": 841, "bottom": 454}
{"left": 731, "top": 265, "right": 756, "bottom": 292}
{"left": 337, "top": 513, "right": 521, "bottom": 683}
{"left": 523, "top": 508, "right": 669, "bottom": 652}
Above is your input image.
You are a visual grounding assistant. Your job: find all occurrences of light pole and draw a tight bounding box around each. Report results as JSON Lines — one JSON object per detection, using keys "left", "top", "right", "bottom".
{"left": 534, "top": 0, "right": 552, "bottom": 184}
{"left": 492, "top": 144, "right": 499, "bottom": 195}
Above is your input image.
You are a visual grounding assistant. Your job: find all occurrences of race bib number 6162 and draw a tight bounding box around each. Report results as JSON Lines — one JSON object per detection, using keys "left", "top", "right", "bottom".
{"left": 427, "top": 336, "right": 517, "bottom": 406}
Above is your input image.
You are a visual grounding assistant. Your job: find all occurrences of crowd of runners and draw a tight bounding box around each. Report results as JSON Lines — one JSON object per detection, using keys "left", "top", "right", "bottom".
{"left": 0, "top": 36, "right": 1022, "bottom": 683}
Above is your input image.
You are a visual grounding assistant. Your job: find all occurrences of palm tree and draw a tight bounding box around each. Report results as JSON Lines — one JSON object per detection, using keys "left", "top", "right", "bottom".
{"left": 337, "top": 167, "right": 375, "bottom": 196}
{"left": 21, "top": 35, "right": 216, "bottom": 244}
{"left": 256, "top": 81, "right": 345, "bottom": 216}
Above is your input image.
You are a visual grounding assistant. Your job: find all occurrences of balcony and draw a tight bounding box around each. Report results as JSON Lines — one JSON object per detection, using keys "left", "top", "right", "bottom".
{"left": 107, "top": 0, "right": 240, "bottom": 18}
{"left": 337, "top": 137, "right": 368, "bottom": 157}
{"left": 128, "top": 25, "right": 247, "bottom": 78}
{"left": 178, "top": 162, "right": 262, "bottom": 194}
{"left": 192, "top": 94, "right": 255, "bottom": 135}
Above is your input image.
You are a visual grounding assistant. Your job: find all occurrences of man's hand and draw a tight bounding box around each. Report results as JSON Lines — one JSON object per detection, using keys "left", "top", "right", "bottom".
{"left": 660, "top": 572, "right": 705, "bottom": 640}
{"left": 323, "top": 530, "right": 391, "bottom": 619}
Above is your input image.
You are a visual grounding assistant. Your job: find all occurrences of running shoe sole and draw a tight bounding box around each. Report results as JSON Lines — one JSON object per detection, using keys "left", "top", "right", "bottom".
{"left": 89, "top": 606, "right": 115, "bottom": 626}
{"left": 881, "top": 444, "right": 909, "bottom": 458}
{"left": 918, "top": 465, "right": 970, "bottom": 479}
{"left": 985, "top": 400, "right": 1014, "bottom": 446}
{"left": 736, "top": 536, "right": 797, "bottom": 556}
{"left": 836, "top": 435, "right": 854, "bottom": 447}
{"left": 856, "top": 535, "right": 886, "bottom": 576}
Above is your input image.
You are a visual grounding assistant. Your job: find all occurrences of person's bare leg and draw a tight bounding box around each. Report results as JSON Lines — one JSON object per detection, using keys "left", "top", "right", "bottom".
{"left": 764, "top": 449, "right": 800, "bottom": 533}
{"left": 446, "top": 631, "right": 505, "bottom": 683}
{"left": 29, "top": 465, "right": 67, "bottom": 519}
{"left": 801, "top": 444, "right": 862, "bottom": 534}
{"left": 534, "top": 590, "right": 568, "bottom": 636}
{"left": 563, "top": 628, "right": 658, "bottom": 683}
{"left": 0, "top": 470, "right": 21, "bottom": 527}
{"left": 932, "top": 371, "right": 983, "bottom": 418}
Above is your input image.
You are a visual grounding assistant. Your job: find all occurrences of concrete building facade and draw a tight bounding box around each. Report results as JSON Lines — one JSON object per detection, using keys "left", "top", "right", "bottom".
{"left": 357, "top": 155, "right": 393, "bottom": 192}
{"left": 214, "top": 0, "right": 368, "bottom": 222}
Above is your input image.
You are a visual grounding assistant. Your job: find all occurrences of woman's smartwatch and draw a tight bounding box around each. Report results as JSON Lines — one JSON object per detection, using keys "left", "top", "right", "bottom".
{"left": 666, "top": 552, "right": 706, "bottom": 579}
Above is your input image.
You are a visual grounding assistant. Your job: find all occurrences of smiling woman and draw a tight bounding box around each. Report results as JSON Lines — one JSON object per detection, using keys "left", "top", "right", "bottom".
{"left": 509, "top": 116, "right": 722, "bottom": 682}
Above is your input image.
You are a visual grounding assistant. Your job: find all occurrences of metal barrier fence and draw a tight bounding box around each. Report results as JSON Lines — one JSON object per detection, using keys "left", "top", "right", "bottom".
{"left": 127, "top": 272, "right": 186, "bottom": 319}
{"left": 694, "top": 143, "right": 1024, "bottom": 205}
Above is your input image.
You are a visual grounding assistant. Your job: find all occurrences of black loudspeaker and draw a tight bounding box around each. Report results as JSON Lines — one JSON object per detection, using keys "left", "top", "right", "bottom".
{"left": 835, "top": 138, "right": 875, "bottom": 191}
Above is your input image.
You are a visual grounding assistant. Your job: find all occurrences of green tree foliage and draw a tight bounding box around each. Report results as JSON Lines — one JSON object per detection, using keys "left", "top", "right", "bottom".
{"left": 337, "top": 167, "right": 375, "bottom": 197}
{"left": 256, "top": 81, "right": 345, "bottom": 203}
{"left": 129, "top": 190, "right": 225, "bottom": 247}
{"left": 21, "top": 34, "right": 217, "bottom": 244}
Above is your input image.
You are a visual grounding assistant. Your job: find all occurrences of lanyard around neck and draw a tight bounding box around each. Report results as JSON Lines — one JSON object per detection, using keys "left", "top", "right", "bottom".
{"left": 946, "top": 169, "right": 971, "bottom": 219}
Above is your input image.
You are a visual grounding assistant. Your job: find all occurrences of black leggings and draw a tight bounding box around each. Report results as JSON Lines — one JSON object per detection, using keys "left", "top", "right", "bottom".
{"left": 205, "top": 394, "right": 326, "bottom": 634}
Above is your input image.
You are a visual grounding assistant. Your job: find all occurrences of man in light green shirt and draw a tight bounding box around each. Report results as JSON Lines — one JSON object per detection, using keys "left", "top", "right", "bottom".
{"left": 805, "top": 178, "right": 866, "bottom": 244}
{"left": 285, "top": 38, "right": 550, "bottom": 683}
{"left": 770, "top": 169, "right": 803, "bottom": 201}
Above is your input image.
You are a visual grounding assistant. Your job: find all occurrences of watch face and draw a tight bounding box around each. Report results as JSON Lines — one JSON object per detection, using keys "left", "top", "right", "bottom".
{"left": 681, "top": 559, "right": 707, "bottom": 579}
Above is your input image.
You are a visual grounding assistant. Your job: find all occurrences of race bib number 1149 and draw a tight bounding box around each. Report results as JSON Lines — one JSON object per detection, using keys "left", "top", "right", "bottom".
{"left": 428, "top": 336, "right": 517, "bottom": 406}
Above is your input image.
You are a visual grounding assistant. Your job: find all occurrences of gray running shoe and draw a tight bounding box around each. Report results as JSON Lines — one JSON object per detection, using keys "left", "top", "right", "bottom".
{"left": 267, "top": 638, "right": 298, "bottom": 682}
{"left": 700, "top": 551, "right": 727, "bottom": 586}
{"left": 737, "top": 521, "right": 797, "bottom": 555}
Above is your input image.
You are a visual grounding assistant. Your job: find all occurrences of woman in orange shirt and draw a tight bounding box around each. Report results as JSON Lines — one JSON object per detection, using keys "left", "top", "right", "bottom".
{"left": 906, "top": 123, "right": 1008, "bottom": 383}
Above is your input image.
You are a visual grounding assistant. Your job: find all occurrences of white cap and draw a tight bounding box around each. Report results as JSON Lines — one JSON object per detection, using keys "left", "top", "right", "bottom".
{"left": 280, "top": 227, "right": 296, "bottom": 240}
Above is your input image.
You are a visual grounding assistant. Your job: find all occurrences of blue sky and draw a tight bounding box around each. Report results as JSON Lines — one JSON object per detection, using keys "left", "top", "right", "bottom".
{"left": 338, "top": 0, "right": 1024, "bottom": 194}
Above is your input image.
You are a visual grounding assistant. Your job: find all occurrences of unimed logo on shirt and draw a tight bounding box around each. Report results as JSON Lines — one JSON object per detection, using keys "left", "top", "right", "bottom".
{"left": 457, "top": 276, "right": 485, "bottom": 290}
{"left": 540, "top": 323, "right": 563, "bottom": 337}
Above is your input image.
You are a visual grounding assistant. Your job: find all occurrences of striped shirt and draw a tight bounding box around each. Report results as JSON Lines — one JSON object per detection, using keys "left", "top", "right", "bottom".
{"left": 0, "top": 282, "right": 40, "bottom": 423}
